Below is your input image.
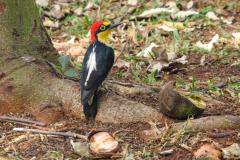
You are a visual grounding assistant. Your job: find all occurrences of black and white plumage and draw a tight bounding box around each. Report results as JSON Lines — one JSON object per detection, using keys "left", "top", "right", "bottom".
{"left": 80, "top": 41, "right": 114, "bottom": 120}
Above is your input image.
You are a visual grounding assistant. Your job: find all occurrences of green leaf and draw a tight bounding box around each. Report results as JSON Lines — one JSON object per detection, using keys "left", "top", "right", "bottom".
{"left": 58, "top": 55, "right": 70, "bottom": 70}
{"left": 146, "top": 71, "right": 156, "bottom": 84}
{"left": 47, "top": 61, "right": 63, "bottom": 75}
{"left": 64, "top": 68, "right": 79, "bottom": 78}
{"left": 124, "top": 154, "right": 135, "bottom": 160}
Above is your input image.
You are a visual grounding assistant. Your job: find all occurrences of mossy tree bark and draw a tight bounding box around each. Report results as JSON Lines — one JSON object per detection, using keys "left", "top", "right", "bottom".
{"left": 0, "top": 0, "right": 55, "bottom": 57}
{"left": 0, "top": 0, "right": 169, "bottom": 124}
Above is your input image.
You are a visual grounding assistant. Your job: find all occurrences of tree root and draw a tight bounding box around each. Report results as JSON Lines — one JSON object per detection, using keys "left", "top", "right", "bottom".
{"left": 139, "top": 115, "right": 240, "bottom": 141}
{"left": 0, "top": 57, "right": 173, "bottom": 124}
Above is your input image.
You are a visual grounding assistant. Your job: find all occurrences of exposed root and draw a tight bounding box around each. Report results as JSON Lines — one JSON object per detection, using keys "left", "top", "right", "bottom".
{"left": 140, "top": 115, "right": 240, "bottom": 141}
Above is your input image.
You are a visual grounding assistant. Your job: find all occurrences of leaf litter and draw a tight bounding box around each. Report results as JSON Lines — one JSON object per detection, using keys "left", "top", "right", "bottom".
{"left": 1, "top": 0, "right": 240, "bottom": 159}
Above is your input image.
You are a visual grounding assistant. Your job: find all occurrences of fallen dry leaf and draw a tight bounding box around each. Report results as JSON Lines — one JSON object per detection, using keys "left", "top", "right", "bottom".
{"left": 66, "top": 46, "right": 86, "bottom": 58}
{"left": 43, "top": 18, "right": 59, "bottom": 28}
{"left": 127, "top": 0, "right": 138, "bottom": 6}
{"left": 70, "top": 140, "right": 91, "bottom": 157}
{"left": 206, "top": 11, "right": 219, "bottom": 20}
{"left": 114, "top": 59, "right": 130, "bottom": 68}
{"left": 194, "top": 144, "right": 222, "bottom": 160}
{"left": 172, "top": 10, "right": 198, "bottom": 21}
{"left": 222, "top": 143, "right": 240, "bottom": 159}
{"left": 137, "top": 2, "right": 178, "bottom": 18}
{"left": 232, "top": 32, "right": 240, "bottom": 47}
{"left": 157, "top": 21, "right": 185, "bottom": 32}
{"left": 221, "top": 16, "right": 234, "bottom": 25}
{"left": 137, "top": 43, "right": 159, "bottom": 58}
{"left": 195, "top": 34, "right": 219, "bottom": 51}
{"left": 36, "top": 0, "right": 49, "bottom": 7}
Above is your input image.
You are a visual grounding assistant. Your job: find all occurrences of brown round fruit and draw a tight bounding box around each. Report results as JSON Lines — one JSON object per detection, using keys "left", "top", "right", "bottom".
{"left": 159, "top": 81, "right": 206, "bottom": 119}
{"left": 89, "top": 131, "right": 119, "bottom": 157}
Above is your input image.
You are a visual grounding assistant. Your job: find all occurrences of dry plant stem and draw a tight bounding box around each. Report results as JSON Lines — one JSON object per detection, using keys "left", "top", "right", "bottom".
{"left": 13, "top": 128, "right": 88, "bottom": 140}
{"left": 114, "top": 41, "right": 127, "bottom": 63}
{"left": 108, "top": 80, "right": 135, "bottom": 87}
{"left": 0, "top": 115, "right": 46, "bottom": 126}
{"left": 7, "top": 121, "right": 50, "bottom": 130}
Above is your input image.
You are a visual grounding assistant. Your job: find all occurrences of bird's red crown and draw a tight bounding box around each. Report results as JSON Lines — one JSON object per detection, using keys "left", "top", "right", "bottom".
{"left": 90, "top": 21, "right": 104, "bottom": 42}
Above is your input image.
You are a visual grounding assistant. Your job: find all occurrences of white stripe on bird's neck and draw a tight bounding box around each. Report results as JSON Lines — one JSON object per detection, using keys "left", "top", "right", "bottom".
{"left": 85, "top": 44, "right": 97, "bottom": 86}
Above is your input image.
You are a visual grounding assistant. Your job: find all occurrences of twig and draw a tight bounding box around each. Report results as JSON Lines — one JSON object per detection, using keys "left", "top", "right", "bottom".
{"left": 114, "top": 41, "right": 128, "bottom": 64}
{"left": 10, "top": 121, "right": 50, "bottom": 130}
{"left": 208, "top": 131, "right": 237, "bottom": 138}
{"left": 216, "top": 80, "right": 240, "bottom": 89}
{"left": 113, "top": 129, "right": 132, "bottom": 138}
{"left": 13, "top": 128, "right": 88, "bottom": 140}
{"left": 0, "top": 115, "right": 46, "bottom": 126}
{"left": 159, "top": 149, "right": 174, "bottom": 155}
{"left": 108, "top": 80, "right": 136, "bottom": 87}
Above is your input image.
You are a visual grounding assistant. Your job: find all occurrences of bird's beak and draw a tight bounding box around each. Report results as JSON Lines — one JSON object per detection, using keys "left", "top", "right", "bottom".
{"left": 109, "top": 22, "right": 122, "bottom": 29}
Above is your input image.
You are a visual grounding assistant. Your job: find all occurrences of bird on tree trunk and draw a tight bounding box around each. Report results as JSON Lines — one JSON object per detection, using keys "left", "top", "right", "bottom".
{"left": 80, "top": 20, "right": 121, "bottom": 121}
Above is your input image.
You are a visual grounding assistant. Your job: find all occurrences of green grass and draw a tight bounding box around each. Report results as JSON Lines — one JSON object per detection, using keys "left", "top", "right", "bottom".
{"left": 64, "top": 15, "right": 92, "bottom": 37}
{"left": 145, "top": 71, "right": 157, "bottom": 84}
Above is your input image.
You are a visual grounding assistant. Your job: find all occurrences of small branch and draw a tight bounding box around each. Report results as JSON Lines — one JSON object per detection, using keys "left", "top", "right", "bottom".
{"left": 108, "top": 80, "right": 136, "bottom": 87}
{"left": 10, "top": 121, "right": 50, "bottom": 130}
{"left": 208, "top": 131, "right": 238, "bottom": 138}
{"left": 159, "top": 149, "right": 174, "bottom": 156}
{"left": 114, "top": 41, "right": 127, "bottom": 64}
{"left": 13, "top": 128, "right": 88, "bottom": 140}
{"left": 216, "top": 80, "right": 240, "bottom": 89}
{"left": 0, "top": 115, "right": 46, "bottom": 126}
{"left": 106, "top": 80, "right": 160, "bottom": 97}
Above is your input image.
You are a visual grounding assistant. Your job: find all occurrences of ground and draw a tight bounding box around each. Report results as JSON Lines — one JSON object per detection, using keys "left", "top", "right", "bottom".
{"left": 0, "top": 0, "right": 240, "bottom": 159}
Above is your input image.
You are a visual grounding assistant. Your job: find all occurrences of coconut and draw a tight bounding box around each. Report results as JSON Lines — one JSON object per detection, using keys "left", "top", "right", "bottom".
{"left": 88, "top": 130, "right": 119, "bottom": 157}
{"left": 159, "top": 81, "right": 206, "bottom": 119}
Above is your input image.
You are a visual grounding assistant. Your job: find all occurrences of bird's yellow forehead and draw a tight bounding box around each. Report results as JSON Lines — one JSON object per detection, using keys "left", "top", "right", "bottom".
{"left": 103, "top": 21, "right": 110, "bottom": 26}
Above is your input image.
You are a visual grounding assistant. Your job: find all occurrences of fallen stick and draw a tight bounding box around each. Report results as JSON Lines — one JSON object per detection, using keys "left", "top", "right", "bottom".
{"left": 114, "top": 40, "right": 127, "bottom": 64}
{"left": 13, "top": 128, "right": 88, "bottom": 140}
{"left": 140, "top": 115, "right": 240, "bottom": 141}
{"left": 8, "top": 121, "right": 50, "bottom": 130}
{"left": 0, "top": 115, "right": 46, "bottom": 126}
{"left": 208, "top": 131, "right": 238, "bottom": 138}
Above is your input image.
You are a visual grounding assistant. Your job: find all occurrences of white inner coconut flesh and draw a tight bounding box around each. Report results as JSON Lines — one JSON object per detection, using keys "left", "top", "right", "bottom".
{"left": 90, "top": 132, "right": 119, "bottom": 154}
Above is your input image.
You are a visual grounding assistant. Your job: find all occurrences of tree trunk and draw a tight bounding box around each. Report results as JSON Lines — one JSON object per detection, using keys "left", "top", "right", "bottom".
{"left": 0, "top": 0, "right": 170, "bottom": 124}
{"left": 0, "top": 0, "right": 55, "bottom": 57}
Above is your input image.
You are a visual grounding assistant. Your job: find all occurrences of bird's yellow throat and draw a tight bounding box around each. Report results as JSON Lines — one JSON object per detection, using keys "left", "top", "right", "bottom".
{"left": 97, "top": 21, "right": 111, "bottom": 44}
{"left": 97, "top": 29, "right": 112, "bottom": 44}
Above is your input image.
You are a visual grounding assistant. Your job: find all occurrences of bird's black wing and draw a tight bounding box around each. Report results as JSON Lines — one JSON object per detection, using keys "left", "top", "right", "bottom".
{"left": 80, "top": 42, "right": 114, "bottom": 103}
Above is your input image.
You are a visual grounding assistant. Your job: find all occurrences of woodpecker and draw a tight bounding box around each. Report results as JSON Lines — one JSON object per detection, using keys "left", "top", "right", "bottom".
{"left": 80, "top": 20, "right": 121, "bottom": 121}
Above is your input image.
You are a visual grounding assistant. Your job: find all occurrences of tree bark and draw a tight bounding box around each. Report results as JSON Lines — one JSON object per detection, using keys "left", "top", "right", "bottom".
{"left": 0, "top": 56, "right": 170, "bottom": 124}
{"left": 0, "top": 0, "right": 56, "bottom": 58}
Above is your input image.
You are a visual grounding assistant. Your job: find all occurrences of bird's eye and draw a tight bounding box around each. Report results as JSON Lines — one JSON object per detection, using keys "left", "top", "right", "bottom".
{"left": 100, "top": 25, "right": 106, "bottom": 31}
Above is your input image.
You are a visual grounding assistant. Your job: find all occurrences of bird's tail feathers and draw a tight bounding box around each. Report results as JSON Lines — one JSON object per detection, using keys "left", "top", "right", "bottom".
{"left": 83, "top": 91, "right": 98, "bottom": 121}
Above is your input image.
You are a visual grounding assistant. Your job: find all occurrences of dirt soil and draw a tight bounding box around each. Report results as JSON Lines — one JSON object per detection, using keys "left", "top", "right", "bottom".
{"left": 0, "top": 62, "right": 239, "bottom": 159}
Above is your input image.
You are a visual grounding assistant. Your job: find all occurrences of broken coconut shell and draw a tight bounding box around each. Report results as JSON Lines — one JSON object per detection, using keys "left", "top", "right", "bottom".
{"left": 159, "top": 81, "right": 206, "bottom": 119}
{"left": 88, "top": 130, "right": 119, "bottom": 157}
